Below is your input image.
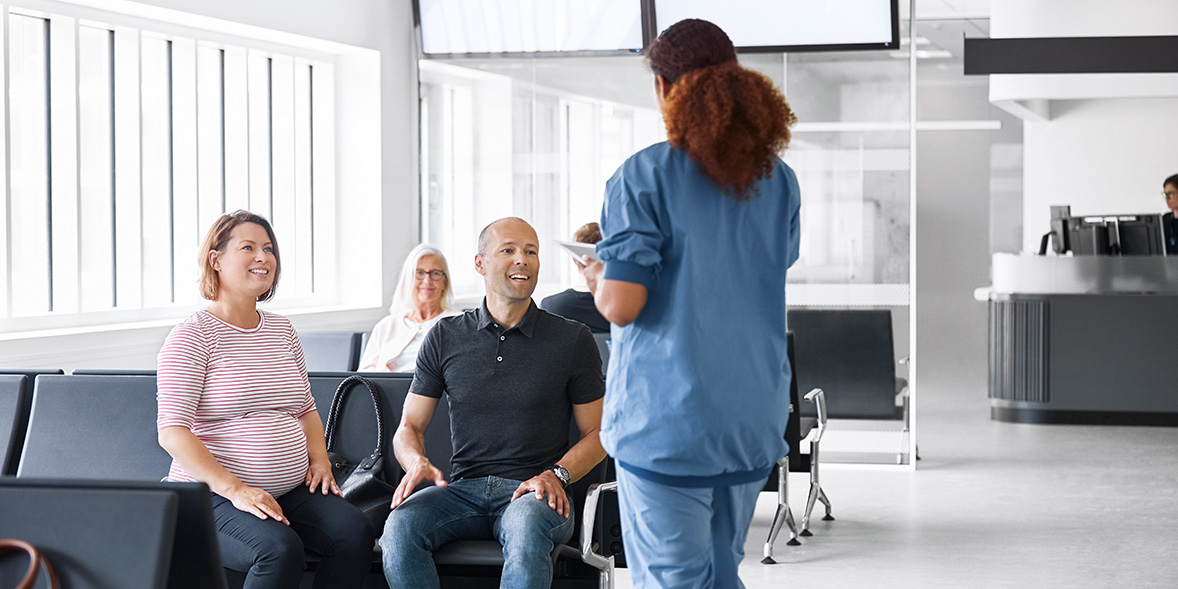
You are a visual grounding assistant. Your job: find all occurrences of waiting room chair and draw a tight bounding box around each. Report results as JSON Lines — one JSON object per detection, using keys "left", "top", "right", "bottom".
{"left": 17, "top": 375, "right": 171, "bottom": 480}
{"left": 0, "top": 369, "right": 63, "bottom": 476}
{"left": 789, "top": 309, "right": 910, "bottom": 463}
{"left": 298, "top": 330, "right": 365, "bottom": 372}
{"left": 762, "top": 332, "right": 832, "bottom": 564}
{"left": 71, "top": 368, "right": 157, "bottom": 376}
{"left": 0, "top": 482, "right": 179, "bottom": 588}
{"left": 1, "top": 478, "right": 228, "bottom": 589}
{"left": 788, "top": 309, "right": 904, "bottom": 420}
{"left": 592, "top": 332, "right": 611, "bottom": 376}
{"left": 0, "top": 376, "right": 28, "bottom": 476}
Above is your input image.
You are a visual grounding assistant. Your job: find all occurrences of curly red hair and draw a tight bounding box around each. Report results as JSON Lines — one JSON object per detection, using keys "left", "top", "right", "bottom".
{"left": 648, "top": 19, "right": 796, "bottom": 201}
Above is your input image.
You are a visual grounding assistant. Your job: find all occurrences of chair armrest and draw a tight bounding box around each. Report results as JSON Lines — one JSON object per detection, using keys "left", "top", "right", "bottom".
{"left": 803, "top": 388, "right": 827, "bottom": 442}
{"left": 579, "top": 481, "right": 619, "bottom": 574}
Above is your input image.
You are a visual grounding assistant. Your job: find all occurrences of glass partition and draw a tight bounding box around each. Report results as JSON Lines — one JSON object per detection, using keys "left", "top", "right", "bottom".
{"left": 417, "top": 22, "right": 916, "bottom": 464}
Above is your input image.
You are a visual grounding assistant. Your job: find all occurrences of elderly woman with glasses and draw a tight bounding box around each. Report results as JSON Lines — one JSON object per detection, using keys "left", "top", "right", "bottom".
{"left": 358, "top": 244, "right": 461, "bottom": 372}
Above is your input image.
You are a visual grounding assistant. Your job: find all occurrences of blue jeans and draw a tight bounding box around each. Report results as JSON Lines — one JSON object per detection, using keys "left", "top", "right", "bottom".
{"left": 616, "top": 465, "right": 763, "bottom": 589}
{"left": 211, "top": 488, "right": 375, "bottom": 589}
{"left": 379, "top": 476, "right": 574, "bottom": 589}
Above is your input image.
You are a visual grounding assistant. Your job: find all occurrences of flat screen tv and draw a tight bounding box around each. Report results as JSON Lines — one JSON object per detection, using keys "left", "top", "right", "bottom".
{"left": 651, "top": 0, "right": 900, "bottom": 53}
{"left": 415, "top": 0, "right": 646, "bottom": 57}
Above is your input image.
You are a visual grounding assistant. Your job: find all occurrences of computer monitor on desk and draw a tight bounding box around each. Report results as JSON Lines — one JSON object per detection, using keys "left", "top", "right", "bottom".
{"left": 1043, "top": 206, "right": 1167, "bottom": 256}
{"left": 1113, "top": 214, "right": 1165, "bottom": 255}
{"left": 1067, "top": 217, "right": 1113, "bottom": 255}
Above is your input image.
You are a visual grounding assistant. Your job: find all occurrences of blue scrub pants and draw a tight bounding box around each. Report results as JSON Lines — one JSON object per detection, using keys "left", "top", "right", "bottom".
{"left": 616, "top": 465, "right": 763, "bottom": 589}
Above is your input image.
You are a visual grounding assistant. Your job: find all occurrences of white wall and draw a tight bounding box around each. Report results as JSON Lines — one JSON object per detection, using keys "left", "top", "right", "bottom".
{"left": 1022, "top": 98, "right": 1178, "bottom": 251}
{"left": 0, "top": 0, "right": 419, "bottom": 371}
{"left": 988, "top": 0, "right": 1178, "bottom": 252}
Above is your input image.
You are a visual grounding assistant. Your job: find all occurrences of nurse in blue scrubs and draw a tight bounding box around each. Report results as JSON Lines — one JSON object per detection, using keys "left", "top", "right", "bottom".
{"left": 581, "top": 19, "right": 801, "bottom": 589}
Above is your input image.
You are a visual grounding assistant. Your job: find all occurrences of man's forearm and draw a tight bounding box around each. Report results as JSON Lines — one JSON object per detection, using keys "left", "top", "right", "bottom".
{"left": 393, "top": 426, "right": 430, "bottom": 470}
{"left": 556, "top": 430, "right": 606, "bottom": 483}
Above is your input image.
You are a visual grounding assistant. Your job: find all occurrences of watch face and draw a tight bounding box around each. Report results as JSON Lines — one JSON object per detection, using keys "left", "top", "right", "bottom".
{"left": 551, "top": 465, "right": 570, "bottom": 486}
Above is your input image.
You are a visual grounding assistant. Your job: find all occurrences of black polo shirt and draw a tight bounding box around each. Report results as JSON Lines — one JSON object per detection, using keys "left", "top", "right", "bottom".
{"left": 409, "top": 299, "right": 604, "bottom": 482}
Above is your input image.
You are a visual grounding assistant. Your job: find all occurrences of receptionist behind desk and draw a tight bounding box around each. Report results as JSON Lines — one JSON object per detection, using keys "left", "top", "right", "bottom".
{"left": 1164, "top": 173, "right": 1178, "bottom": 254}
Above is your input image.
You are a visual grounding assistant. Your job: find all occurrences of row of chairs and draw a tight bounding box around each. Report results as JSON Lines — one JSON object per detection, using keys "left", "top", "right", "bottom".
{"left": 2, "top": 309, "right": 904, "bottom": 583}
{"left": 0, "top": 370, "right": 621, "bottom": 588}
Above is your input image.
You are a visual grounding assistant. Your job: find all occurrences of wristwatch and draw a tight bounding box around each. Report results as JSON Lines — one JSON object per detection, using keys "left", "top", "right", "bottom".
{"left": 547, "top": 464, "right": 571, "bottom": 487}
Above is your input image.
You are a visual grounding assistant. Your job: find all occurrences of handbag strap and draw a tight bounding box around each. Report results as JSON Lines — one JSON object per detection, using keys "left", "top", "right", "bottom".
{"left": 324, "top": 375, "right": 385, "bottom": 456}
{"left": 0, "top": 538, "right": 60, "bottom": 589}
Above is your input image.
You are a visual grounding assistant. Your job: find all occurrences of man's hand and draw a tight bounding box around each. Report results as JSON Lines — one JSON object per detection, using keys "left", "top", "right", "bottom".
{"left": 511, "top": 470, "right": 570, "bottom": 517}
{"left": 391, "top": 456, "right": 447, "bottom": 509}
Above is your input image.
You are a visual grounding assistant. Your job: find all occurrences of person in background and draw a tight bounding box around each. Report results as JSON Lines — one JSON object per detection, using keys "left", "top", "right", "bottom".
{"left": 1163, "top": 173, "right": 1178, "bottom": 254}
{"left": 540, "top": 222, "right": 610, "bottom": 333}
{"left": 157, "top": 210, "right": 374, "bottom": 588}
{"left": 358, "top": 244, "right": 461, "bottom": 372}
{"left": 581, "top": 19, "right": 801, "bottom": 589}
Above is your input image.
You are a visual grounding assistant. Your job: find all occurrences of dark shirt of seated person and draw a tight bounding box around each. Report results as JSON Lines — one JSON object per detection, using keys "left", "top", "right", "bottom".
{"left": 1163, "top": 173, "right": 1178, "bottom": 254}
{"left": 540, "top": 222, "right": 610, "bottom": 333}
{"left": 157, "top": 211, "right": 374, "bottom": 588}
{"left": 379, "top": 217, "right": 606, "bottom": 589}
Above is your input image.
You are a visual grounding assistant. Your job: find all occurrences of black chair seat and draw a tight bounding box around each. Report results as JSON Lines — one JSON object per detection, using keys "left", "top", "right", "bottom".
{"left": 433, "top": 541, "right": 506, "bottom": 566}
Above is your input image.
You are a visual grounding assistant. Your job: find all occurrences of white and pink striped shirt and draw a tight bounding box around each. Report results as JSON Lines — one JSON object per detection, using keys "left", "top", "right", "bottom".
{"left": 157, "top": 309, "right": 316, "bottom": 496}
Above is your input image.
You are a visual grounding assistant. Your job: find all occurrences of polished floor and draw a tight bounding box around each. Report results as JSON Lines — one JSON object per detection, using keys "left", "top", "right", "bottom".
{"left": 614, "top": 387, "right": 1178, "bottom": 589}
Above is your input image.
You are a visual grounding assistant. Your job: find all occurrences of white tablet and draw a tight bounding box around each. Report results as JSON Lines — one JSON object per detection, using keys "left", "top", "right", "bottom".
{"left": 554, "top": 240, "right": 600, "bottom": 263}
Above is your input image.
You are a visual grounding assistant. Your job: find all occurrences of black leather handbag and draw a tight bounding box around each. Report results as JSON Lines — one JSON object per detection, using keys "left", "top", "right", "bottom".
{"left": 324, "top": 375, "right": 397, "bottom": 528}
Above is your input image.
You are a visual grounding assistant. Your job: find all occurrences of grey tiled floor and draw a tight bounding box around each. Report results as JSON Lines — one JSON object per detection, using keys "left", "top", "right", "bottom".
{"left": 615, "top": 389, "right": 1178, "bottom": 588}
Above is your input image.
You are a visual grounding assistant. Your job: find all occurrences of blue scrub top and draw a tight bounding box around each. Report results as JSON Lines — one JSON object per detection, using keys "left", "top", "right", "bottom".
{"left": 597, "top": 141, "right": 801, "bottom": 487}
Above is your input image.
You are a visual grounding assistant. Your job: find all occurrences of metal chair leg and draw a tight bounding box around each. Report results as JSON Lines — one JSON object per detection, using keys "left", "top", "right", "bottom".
{"left": 762, "top": 457, "right": 800, "bottom": 564}
{"left": 800, "top": 441, "right": 833, "bottom": 536}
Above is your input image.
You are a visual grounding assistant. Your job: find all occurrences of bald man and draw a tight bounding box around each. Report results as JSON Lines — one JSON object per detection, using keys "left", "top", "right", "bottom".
{"left": 379, "top": 218, "right": 606, "bottom": 589}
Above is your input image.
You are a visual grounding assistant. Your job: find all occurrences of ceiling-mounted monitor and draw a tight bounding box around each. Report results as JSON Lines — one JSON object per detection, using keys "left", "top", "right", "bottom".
{"left": 415, "top": 0, "right": 646, "bottom": 58}
{"left": 651, "top": 0, "right": 900, "bottom": 53}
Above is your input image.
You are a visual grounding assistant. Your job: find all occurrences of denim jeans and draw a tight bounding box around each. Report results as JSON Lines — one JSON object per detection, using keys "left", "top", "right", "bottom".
{"left": 615, "top": 465, "right": 763, "bottom": 589}
{"left": 211, "top": 488, "right": 375, "bottom": 589}
{"left": 379, "top": 476, "right": 574, "bottom": 589}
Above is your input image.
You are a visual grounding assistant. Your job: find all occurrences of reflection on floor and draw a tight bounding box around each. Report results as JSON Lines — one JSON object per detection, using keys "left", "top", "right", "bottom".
{"left": 613, "top": 387, "right": 1178, "bottom": 588}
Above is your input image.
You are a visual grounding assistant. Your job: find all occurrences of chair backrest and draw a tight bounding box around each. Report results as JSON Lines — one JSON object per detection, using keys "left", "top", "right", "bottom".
{"left": 788, "top": 309, "right": 899, "bottom": 420}
{"left": 0, "top": 482, "right": 178, "bottom": 588}
{"left": 18, "top": 375, "right": 171, "bottom": 480}
{"left": 0, "top": 478, "right": 227, "bottom": 589}
{"left": 298, "top": 331, "right": 364, "bottom": 372}
{"left": 72, "top": 368, "right": 157, "bottom": 376}
{"left": 592, "top": 332, "right": 610, "bottom": 376}
{"left": 0, "top": 375, "right": 29, "bottom": 476}
{"left": 0, "top": 369, "right": 64, "bottom": 475}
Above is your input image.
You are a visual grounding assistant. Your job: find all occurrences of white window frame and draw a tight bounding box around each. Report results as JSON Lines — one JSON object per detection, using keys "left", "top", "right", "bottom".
{"left": 0, "top": 0, "right": 382, "bottom": 337}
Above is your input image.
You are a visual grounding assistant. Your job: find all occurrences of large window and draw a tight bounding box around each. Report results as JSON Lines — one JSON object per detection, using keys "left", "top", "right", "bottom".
{"left": 418, "top": 57, "right": 663, "bottom": 297}
{"left": 1, "top": 3, "right": 339, "bottom": 332}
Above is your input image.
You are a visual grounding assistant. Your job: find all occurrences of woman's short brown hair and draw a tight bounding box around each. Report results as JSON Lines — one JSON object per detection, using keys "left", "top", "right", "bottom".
{"left": 197, "top": 210, "right": 281, "bottom": 302}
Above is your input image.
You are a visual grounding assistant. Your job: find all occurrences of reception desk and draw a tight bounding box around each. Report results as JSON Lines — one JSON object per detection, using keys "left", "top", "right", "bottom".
{"left": 984, "top": 254, "right": 1178, "bottom": 425}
